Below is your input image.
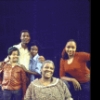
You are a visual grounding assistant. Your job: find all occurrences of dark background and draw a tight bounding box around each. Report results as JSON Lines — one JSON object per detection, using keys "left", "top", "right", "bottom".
{"left": 0, "top": 0, "right": 91, "bottom": 77}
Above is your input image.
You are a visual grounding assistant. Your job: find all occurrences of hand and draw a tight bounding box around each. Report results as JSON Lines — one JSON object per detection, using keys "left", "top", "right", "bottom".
{"left": 71, "top": 78, "right": 81, "bottom": 91}
{"left": 38, "top": 56, "right": 45, "bottom": 63}
{"left": 0, "top": 61, "right": 6, "bottom": 68}
{"left": 85, "top": 74, "right": 90, "bottom": 81}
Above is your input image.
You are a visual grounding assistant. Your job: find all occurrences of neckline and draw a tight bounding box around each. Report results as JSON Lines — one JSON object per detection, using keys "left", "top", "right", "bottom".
{"left": 67, "top": 57, "right": 74, "bottom": 65}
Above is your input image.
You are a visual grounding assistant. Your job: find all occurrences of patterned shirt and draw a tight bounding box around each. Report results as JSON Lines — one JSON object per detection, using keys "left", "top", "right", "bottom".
{"left": 24, "top": 77, "right": 73, "bottom": 100}
{"left": 0, "top": 62, "right": 27, "bottom": 97}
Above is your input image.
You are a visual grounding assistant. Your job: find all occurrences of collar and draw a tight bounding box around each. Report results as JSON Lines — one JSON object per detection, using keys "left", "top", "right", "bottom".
{"left": 13, "top": 43, "right": 22, "bottom": 49}
{"left": 32, "top": 77, "right": 59, "bottom": 87}
{"left": 13, "top": 43, "right": 28, "bottom": 50}
{"left": 32, "top": 53, "right": 39, "bottom": 61}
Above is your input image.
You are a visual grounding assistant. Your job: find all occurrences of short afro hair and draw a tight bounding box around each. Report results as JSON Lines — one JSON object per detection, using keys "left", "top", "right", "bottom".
{"left": 7, "top": 46, "right": 20, "bottom": 56}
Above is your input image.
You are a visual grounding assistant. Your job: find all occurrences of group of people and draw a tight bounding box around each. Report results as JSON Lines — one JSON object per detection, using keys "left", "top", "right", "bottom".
{"left": 0, "top": 30, "right": 90, "bottom": 100}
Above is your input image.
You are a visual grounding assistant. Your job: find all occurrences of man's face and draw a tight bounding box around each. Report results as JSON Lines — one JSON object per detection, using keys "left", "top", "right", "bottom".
{"left": 20, "top": 32, "right": 31, "bottom": 44}
{"left": 30, "top": 45, "right": 38, "bottom": 57}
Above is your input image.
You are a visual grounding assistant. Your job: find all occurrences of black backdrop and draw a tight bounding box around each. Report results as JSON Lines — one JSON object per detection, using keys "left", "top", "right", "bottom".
{"left": 0, "top": 0, "right": 91, "bottom": 77}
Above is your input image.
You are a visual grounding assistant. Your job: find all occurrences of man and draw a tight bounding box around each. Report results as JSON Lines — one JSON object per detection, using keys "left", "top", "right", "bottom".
{"left": 29, "top": 43, "right": 45, "bottom": 82}
{"left": 4, "top": 30, "right": 31, "bottom": 70}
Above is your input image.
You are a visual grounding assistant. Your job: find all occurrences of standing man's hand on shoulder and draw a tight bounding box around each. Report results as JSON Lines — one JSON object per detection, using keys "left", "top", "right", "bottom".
{"left": 38, "top": 56, "right": 45, "bottom": 63}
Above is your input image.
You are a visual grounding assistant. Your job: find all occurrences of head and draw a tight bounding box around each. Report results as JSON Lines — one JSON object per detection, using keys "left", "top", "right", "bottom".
{"left": 30, "top": 45, "right": 38, "bottom": 57}
{"left": 8, "top": 46, "right": 20, "bottom": 63}
{"left": 41, "top": 60, "right": 55, "bottom": 80}
{"left": 20, "top": 30, "right": 31, "bottom": 44}
{"left": 65, "top": 39, "right": 77, "bottom": 57}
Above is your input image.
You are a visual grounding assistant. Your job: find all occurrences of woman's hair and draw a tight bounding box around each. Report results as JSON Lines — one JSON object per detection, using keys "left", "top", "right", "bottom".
{"left": 41, "top": 60, "right": 55, "bottom": 69}
{"left": 7, "top": 46, "right": 20, "bottom": 56}
{"left": 61, "top": 39, "right": 76, "bottom": 59}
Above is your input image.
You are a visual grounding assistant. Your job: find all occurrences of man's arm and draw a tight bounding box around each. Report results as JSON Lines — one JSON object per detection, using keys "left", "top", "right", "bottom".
{"left": 20, "top": 64, "right": 40, "bottom": 76}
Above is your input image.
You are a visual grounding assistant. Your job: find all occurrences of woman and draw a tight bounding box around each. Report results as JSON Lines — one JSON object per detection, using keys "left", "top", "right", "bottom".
{"left": 24, "top": 60, "right": 73, "bottom": 100}
{"left": 59, "top": 39, "right": 90, "bottom": 100}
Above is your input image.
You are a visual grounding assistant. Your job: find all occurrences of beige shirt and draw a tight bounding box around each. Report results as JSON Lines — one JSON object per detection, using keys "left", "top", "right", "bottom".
{"left": 4, "top": 43, "right": 30, "bottom": 70}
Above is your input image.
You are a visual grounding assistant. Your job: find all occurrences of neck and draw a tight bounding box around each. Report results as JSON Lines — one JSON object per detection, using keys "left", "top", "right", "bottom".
{"left": 9, "top": 61, "right": 17, "bottom": 67}
{"left": 68, "top": 54, "right": 74, "bottom": 59}
{"left": 21, "top": 42, "right": 28, "bottom": 49}
{"left": 39, "top": 77, "right": 52, "bottom": 85}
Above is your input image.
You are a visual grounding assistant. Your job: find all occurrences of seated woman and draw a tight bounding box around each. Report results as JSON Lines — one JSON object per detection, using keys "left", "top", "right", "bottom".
{"left": 24, "top": 60, "right": 73, "bottom": 100}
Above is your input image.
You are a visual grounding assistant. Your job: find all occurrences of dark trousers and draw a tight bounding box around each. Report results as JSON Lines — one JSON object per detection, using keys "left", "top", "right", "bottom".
{"left": 3, "top": 88, "right": 22, "bottom": 100}
{"left": 64, "top": 81, "right": 90, "bottom": 100}
{"left": 0, "top": 86, "right": 3, "bottom": 100}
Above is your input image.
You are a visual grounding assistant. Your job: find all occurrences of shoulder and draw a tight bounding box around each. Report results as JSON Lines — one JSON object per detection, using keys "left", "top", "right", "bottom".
{"left": 52, "top": 77, "right": 67, "bottom": 88}
{"left": 60, "top": 58, "right": 66, "bottom": 63}
{"left": 75, "top": 52, "right": 90, "bottom": 57}
{"left": 13, "top": 43, "right": 21, "bottom": 48}
{"left": 30, "top": 78, "right": 40, "bottom": 86}
{"left": 15, "top": 64, "right": 25, "bottom": 71}
{"left": 75, "top": 52, "right": 90, "bottom": 55}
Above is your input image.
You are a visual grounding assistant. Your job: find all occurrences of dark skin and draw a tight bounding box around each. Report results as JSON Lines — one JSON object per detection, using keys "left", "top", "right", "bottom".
{"left": 19, "top": 64, "right": 40, "bottom": 76}
{"left": 0, "top": 61, "right": 40, "bottom": 76}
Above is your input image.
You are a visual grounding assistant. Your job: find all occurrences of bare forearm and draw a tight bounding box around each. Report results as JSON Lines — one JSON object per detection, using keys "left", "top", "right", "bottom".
{"left": 61, "top": 76, "right": 74, "bottom": 82}
{"left": 25, "top": 70, "right": 39, "bottom": 75}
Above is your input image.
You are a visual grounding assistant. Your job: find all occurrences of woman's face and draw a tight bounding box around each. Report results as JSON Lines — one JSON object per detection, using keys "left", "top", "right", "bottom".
{"left": 65, "top": 41, "right": 76, "bottom": 57}
{"left": 41, "top": 63, "right": 54, "bottom": 79}
{"left": 9, "top": 50, "right": 19, "bottom": 63}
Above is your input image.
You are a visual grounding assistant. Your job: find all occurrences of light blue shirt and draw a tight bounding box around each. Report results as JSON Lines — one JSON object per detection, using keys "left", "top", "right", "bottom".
{"left": 29, "top": 54, "right": 42, "bottom": 82}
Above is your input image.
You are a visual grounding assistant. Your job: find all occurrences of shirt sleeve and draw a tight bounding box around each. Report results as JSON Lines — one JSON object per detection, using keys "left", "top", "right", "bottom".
{"left": 77, "top": 52, "right": 90, "bottom": 62}
{"left": 59, "top": 58, "right": 66, "bottom": 78}
{"left": 20, "top": 68, "right": 27, "bottom": 98}
{"left": 24, "top": 82, "right": 33, "bottom": 100}
{"left": 59, "top": 80, "right": 73, "bottom": 100}
{"left": 35, "top": 61, "right": 42, "bottom": 74}
{"left": 0, "top": 62, "right": 6, "bottom": 73}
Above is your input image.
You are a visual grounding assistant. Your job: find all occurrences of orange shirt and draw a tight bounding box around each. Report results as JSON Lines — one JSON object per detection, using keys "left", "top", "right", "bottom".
{"left": 0, "top": 63, "right": 27, "bottom": 97}
{"left": 60, "top": 52, "right": 90, "bottom": 83}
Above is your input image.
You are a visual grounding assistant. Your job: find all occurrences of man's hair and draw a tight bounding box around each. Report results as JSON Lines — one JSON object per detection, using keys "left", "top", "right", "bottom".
{"left": 20, "top": 30, "right": 30, "bottom": 36}
{"left": 7, "top": 46, "right": 20, "bottom": 56}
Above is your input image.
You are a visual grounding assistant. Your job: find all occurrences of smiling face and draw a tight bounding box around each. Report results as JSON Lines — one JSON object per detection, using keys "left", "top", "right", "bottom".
{"left": 65, "top": 41, "right": 76, "bottom": 57}
{"left": 9, "top": 50, "right": 19, "bottom": 63}
{"left": 30, "top": 45, "right": 38, "bottom": 57}
{"left": 20, "top": 32, "right": 31, "bottom": 44}
{"left": 41, "top": 62, "right": 55, "bottom": 79}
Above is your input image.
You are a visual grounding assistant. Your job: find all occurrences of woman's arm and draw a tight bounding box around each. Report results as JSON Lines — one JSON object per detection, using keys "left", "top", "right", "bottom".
{"left": 77, "top": 52, "right": 90, "bottom": 61}
{"left": 61, "top": 76, "right": 81, "bottom": 91}
{"left": 59, "top": 79, "right": 73, "bottom": 100}
{"left": 24, "top": 82, "right": 33, "bottom": 100}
